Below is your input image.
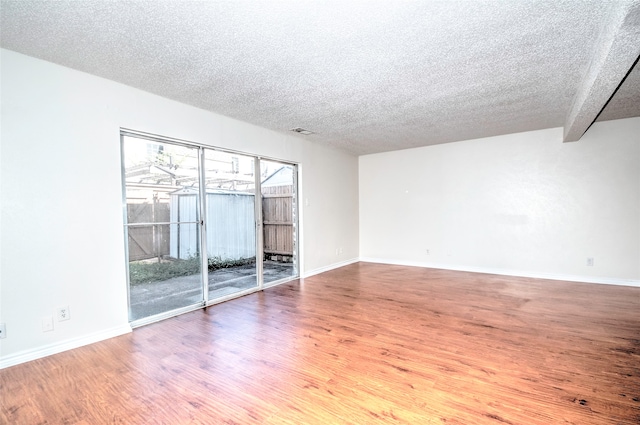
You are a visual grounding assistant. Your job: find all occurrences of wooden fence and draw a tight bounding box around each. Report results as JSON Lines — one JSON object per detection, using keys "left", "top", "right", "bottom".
{"left": 262, "top": 185, "right": 294, "bottom": 261}
{"left": 127, "top": 199, "right": 171, "bottom": 261}
{"left": 127, "top": 185, "right": 295, "bottom": 262}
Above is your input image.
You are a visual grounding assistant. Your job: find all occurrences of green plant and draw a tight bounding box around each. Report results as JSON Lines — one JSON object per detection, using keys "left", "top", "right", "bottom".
{"left": 207, "top": 256, "right": 255, "bottom": 271}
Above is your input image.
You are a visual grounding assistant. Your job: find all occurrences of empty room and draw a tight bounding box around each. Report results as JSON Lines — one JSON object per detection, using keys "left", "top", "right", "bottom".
{"left": 1, "top": 1, "right": 639, "bottom": 424}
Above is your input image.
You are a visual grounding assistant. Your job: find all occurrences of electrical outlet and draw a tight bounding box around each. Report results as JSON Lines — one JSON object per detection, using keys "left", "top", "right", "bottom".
{"left": 57, "top": 306, "right": 71, "bottom": 322}
{"left": 426, "top": 249, "right": 430, "bottom": 255}
{"left": 42, "top": 316, "right": 54, "bottom": 332}
{"left": 0, "top": 323, "right": 6, "bottom": 339}
{"left": 587, "top": 257, "right": 594, "bottom": 267}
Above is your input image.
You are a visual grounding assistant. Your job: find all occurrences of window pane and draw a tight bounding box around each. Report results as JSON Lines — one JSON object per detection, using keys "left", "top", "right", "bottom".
{"left": 123, "top": 136, "right": 200, "bottom": 224}
{"left": 261, "top": 160, "right": 297, "bottom": 285}
{"left": 122, "top": 135, "right": 204, "bottom": 323}
{"left": 127, "top": 225, "right": 203, "bottom": 321}
{"left": 203, "top": 150, "right": 258, "bottom": 300}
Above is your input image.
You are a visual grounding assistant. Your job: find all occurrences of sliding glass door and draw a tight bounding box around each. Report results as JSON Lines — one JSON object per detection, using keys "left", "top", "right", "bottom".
{"left": 203, "top": 149, "right": 259, "bottom": 300}
{"left": 121, "top": 131, "right": 299, "bottom": 325}
{"left": 260, "top": 159, "right": 298, "bottom": 285}
{"left": 122, "top": 135, "right": 204, "bottom": 323}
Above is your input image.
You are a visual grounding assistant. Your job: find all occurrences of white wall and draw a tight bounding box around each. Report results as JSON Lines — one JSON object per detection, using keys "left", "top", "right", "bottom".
{"left": 0, "top": 49, "right": 359, "bottom": 366}
{"left": 360, "top": 119, "right": 640, "bottom": 285}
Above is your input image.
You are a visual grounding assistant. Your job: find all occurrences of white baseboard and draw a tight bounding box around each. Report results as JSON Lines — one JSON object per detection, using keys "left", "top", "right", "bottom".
{"left": 359, "top": 257, "right": 640, "bottom": 288}
{"left": 0, "top": 324, "right": 132, "bottom": 370}
{"left": 302, "top": 257, "right": 360, "bottom": 278}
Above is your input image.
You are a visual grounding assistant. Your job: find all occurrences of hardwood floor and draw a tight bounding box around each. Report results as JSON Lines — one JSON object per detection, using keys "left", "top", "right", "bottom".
{"left": 2, "top": 262, "right": 639, "bottom": 424}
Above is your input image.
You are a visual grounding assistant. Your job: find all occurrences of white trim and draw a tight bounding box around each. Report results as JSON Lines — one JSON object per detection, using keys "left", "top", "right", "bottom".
{"left": 302, "top": 257, "right": 360, "bottom": 278}
{"left": 0, "top": 324, "right": 132, "bottom": 370}
{"left": 297, "top": 163, "right": 305, "bottom": 280}
{"left": 360, "top": 257, "right": 640, "bottom": 288}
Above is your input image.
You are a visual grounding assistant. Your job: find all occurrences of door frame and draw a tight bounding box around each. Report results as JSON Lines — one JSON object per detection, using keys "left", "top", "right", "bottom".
{"left": 120, "top": 129, "right": 300, "bottom": 327}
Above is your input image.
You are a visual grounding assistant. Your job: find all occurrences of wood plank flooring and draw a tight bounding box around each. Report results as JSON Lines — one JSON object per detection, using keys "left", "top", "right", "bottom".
{"left": 2, "top": 262, "right": 640, "bottom": 424}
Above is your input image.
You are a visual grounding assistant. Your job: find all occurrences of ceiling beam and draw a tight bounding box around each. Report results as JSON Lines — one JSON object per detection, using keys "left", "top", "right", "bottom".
{"left": 563, "top": 1, "right": 640, "bottom": 142}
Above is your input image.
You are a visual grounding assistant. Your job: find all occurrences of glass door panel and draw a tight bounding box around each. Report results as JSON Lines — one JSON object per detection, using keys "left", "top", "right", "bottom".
{"left": 203, "top": 149, "right": 259, "bottom": 300}
{"left": 260, "top": 160, "right": 298, "bottom": 285}
{"left": 122, "top": 136, "right": 204, "bottom": 322}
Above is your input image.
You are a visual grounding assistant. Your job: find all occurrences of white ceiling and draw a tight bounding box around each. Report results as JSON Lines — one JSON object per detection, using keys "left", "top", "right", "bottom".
{"left": 1, "top": 1, "right": 639, "bottom": 155}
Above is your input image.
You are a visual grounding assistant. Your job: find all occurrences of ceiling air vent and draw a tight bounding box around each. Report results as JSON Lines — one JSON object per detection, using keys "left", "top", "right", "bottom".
{"left": 290, "top": 127, "right": 314, "bottom": 135}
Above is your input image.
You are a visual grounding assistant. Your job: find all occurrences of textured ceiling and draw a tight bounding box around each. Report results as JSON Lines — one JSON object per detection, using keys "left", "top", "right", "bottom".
{"left": 598, "top": 58, "right": 640, "bottom": 121}
{"left": 1, "top": 1, "right": 639, "bottom": 155}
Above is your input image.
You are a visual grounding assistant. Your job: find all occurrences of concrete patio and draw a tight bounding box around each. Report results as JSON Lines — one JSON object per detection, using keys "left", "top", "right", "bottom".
{"left": 129, "top": 261, "right": 295, "bottom": 321}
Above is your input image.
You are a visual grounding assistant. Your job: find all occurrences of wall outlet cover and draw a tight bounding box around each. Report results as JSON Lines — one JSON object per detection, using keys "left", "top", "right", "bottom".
{"left": 57, "top": 306, "right": 71, "bottom": 322}
{"left": 42, "top": 316, "right": 54, "bottom": 332}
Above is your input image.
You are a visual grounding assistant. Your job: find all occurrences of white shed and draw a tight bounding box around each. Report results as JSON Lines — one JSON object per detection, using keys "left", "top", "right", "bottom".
{"left": 169, "top": 188, "right": 256, "bottom": 260}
